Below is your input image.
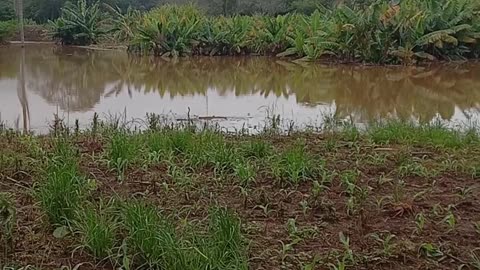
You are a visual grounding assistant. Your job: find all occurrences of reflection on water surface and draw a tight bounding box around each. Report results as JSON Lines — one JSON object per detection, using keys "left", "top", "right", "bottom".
{"left": 1, "top": 44, "right": 480, "bottom": 132}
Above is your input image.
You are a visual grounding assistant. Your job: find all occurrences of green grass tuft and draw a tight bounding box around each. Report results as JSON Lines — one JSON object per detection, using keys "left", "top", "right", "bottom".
{"left": 368, "top": 121, "right": 479, "bottom": 148}
{"left": 0, "top": 192, "right": 16, "bottom": 253}
{"left": 397, "top": 158, "right": 430, "bottom": 178}
{"left": 193, "top": 132, "right": 238, "bottom": 174}
{"left": 200, "top": 207, "right": 248, "bottom": 269}
{"left": 272, "top": 140, "right": 319, "bottom": 184}
{"left": 240, "top": 140, "right": 273, "bottom": 159}
{"left": 73, "top": 200, "right": 119, "bottom": 259}
{"left": 122, "top": 200, "right": 187, "bottom": 269}
{"left": 37, "top": 141, "right": 86, "bottom": 226}
{"left": 107, "top": 132, "right": 139, "bottom": 180}
{"left": 234, "top": 160, "right": 256, "bottom": 186}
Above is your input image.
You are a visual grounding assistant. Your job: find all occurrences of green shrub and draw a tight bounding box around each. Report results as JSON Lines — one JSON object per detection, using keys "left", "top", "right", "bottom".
{"left": 132, "top": 4, "right": 205, "bottom": 56}
{"left": 48, "top": 0, "right": 107, "bottom": 45}
{"left": 0, "top": 20, "right": 17, "bottom": 43}
{"left": 118, "top": 0, "right": 480, "bottom": 63}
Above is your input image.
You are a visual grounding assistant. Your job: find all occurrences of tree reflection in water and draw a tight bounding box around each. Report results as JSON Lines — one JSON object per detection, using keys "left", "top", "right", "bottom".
{"left": 1, "top": 44, "right": 480, "bottom": 126}
{"left": 17, "top": 47, "right": 30, "bottom": 133}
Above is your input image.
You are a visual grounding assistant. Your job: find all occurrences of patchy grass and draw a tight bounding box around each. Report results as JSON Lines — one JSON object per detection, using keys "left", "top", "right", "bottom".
{"left": 1, "top": 118, "right": 480, "bottom": 269}
{"left": 36, "top": 140, "right": 87, "bottom": 226}
{"left": 73, "top": 199, "right": 120, "bottom": 260}
{"left": 121, "top": 200, "right": 187, "bottom": 269}
{"left": 368, "top": 121, "right": 479, "bottom": 148}
{"left": 0, "top": 192, "right": 15, "bottom": 258}
{"left": 106, "top": 132, "right": 139, "bottom": 181}
{"left": 272, "top": 140, "right": 320, "bottom": 185}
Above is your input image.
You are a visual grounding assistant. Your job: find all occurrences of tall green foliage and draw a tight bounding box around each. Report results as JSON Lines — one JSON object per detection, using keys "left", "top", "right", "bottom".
{"left": 122, "top": 0, "right": 480, "bottom": 63}
{"left": 132, "top": 4, "right": 204, "bottom": 56}
{"left": 48, "top": 0, "right": 107, "bottom": 45}
{"left": 0, "top": 0, "right": 16, "bottom": 21}
{"left": 23, "top": 0, "right": 158, "bottom": 22}
{"left": 25, "top": 0, "right": 65, "bottom": 23}
{"left": 105, "top": 5, "right": 142, "bottom": 42}
{"left": 0, "top": 21, "right": 17, "bottom": 43}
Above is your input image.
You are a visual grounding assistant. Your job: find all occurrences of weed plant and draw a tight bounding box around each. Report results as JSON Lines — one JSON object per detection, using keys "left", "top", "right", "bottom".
{"left": 107, "top": 132, "right": 139, "bottom": 181}
{"left": 37, "top": 141, "right": 87, "bottom": 226}
{"left": 272, "top": 140, "right": 320, "bottom": 184}
{"left": 73, "top": 200, "right": 119, "bottom": 259}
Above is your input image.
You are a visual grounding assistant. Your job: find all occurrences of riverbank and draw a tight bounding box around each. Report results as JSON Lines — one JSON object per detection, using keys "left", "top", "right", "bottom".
{"left": 13, "top": 25, "right": 50, "bottom": 42}
{"left": 7, "top": 41, "right": 126, "bottom": 52}
{"left": 1, "top": 117, "right": 480, "bottom": 269}
{"left": 4, "top": 0, "right": 480, "bottom": 64}
{"left": 39, "top": 0, "right": 480, "bottom": 65}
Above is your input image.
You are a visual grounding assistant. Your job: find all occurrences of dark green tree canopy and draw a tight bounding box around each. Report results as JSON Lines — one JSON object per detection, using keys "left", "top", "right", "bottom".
{"left": 4, "top": 0, "right": 371, "bottom": 23}
{"left": 0, "top": 0, "right": 16, "bottom": 21}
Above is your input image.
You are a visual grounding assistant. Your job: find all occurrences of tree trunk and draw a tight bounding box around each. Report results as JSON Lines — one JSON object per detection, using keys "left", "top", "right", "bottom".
{"left": 17, "top": 0, "right": 25, "bottom": 46}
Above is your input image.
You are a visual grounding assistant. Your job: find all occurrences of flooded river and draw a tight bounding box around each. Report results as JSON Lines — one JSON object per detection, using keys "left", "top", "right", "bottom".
{"left": 1, "top": 44, "right": 480, "bottom": 132}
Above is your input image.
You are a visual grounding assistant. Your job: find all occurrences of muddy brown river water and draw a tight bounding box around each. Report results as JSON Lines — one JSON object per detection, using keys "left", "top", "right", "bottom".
{"left": 1, "top": 44, "right": 480, "bottom": 132}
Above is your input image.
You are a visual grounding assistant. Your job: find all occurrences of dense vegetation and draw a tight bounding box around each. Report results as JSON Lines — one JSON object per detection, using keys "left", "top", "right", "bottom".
{"left": 45, "top": 0, "right": 480, "bottom": 63}
{"left": 1, "top": 116, "right": 480, "bottom": 269}
{"left": 0, "top": 0, "right": 354, "bottom": 22}
{"left": 0, "top": 20, "right": 16, "bottom": 43}
{"left": 2, "top": 0, "right": 479, "bottom": 63}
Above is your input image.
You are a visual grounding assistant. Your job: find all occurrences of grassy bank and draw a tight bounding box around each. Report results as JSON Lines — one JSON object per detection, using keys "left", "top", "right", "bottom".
{"left": 0, "top": 20, "right": 49, "bottom": 44}
{"left": 1, "top": 116, "right": 480, "bottom": 269}
{"left": 46, "top": 0, "right": 480, "bottom": 64}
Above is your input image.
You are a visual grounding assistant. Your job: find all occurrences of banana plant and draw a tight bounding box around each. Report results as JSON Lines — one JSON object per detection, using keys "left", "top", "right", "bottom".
{"left": 105, "top": 5, "right": 142, "bottom": 43}
{"left": 122, "top": 1, "right": 480, "bottom": 62}
{"left": 222, "top": 15, "right": 254, "bottom": 55}
{"left": 257, "top": 15, "right": 292, "bottom": 54}
{"left": 48, "top": 0, "right": 107, "bottom": 45}
{"left": 277, "top": 16, "right": 309, "bottom": 57}
{"left": 134, "top": 5, "right": 203, "bottom": 57}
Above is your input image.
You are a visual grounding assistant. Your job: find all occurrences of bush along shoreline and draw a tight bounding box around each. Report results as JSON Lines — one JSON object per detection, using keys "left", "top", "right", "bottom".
{"left": 41, "top": 0, "right": 480, "bottom": 64}
{"left": 1, "top": 115, "right": 480, "bottom": 269}
{"left": 0, "top": 20, "right": 17, "bottom": 44}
